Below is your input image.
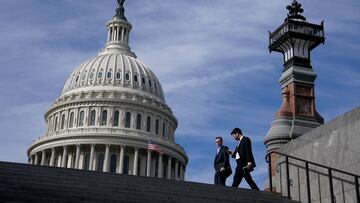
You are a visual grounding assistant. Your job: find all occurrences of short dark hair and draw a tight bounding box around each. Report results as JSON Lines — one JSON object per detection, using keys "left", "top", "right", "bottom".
{"left": 215, "top": 136, "right": 223, "bottom": 141}
{"left": 231, "top": 128, "right": 242, "bottom": 135}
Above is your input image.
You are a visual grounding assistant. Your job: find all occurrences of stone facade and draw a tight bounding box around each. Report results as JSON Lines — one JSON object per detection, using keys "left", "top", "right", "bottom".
{"left": 273, "top": 106, "right": 360, "bottom": 203}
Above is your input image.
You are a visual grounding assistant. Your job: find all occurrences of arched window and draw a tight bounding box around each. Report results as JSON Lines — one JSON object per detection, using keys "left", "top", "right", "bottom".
{"left": 110, "top": 154, "right": 117, "bottom": 173}
{"left": 146, "top": 116, "right": 151, "bottom": 132}
{"left": 90, "top": 72, "right": 94, "bottom": 79}
{"left": 134, "top": 75, "right": 138, "bottom": 83}
{"left": 54, "top": 116, "right": 58, "bottom": 132}
{"left": 78, "top": 111, "right": 85, "bottom": 127}
{"left": 141, "top": 77, "right": 145, "bottom": 84}
{"left": 125, "top": 73, "right": 130, "bottom": 81}
{"left": 69, "top": 112, "right": 74, "bottom": 128}
{"left": 116, "top": 72, "right": 121, "bottom": 80}
{"left": 60, "top": 114, "right": 66, "bottom": 130}
{"left": 101, "top": 110, "right": 107, "bottom": 126}
{"left": 123, "top": 155, "right": 129, "bottom": 174}
{"left": 155, "top": 119, "right": 159, "bottom": 134}
{"left": 97, "top": 153, "right": 104, "bottom": 172}
{"left": 125, "top": 112, "right": 131, "bottom": 128}
{"left": 162, "top": 122, "right": 166, "bottom": 137}
{"left": 90, "top": 110, "right": 96, "bottom": 126}
{"left": 84, "top": 153, "right": 90, "bottom": 170}
{"left": 113, "top": 111, "right": 119, "bottom": 126}
{"left": 98, "top": 72, "right": 103, "bottom": 78}
{"left": 136, "top": 114, "right": 142, "bottom": 130}
{"left": 107, "top": 72, "right": 112, "bottom": 79}
{"left": 149, "top": 80, "right": 152, "bottom": 87}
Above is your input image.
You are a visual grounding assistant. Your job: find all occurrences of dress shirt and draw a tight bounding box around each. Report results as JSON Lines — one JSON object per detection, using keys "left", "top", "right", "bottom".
{"left": 235, "top": 136, "right": 244, "bottom": 160}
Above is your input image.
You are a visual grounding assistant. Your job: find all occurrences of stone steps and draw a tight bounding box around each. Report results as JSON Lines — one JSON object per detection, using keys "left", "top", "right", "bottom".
{"left": 0, "top": 161, "right": 299, "bottom": 203}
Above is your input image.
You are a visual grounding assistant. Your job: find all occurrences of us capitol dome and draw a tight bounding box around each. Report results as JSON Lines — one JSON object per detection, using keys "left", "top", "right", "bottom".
{"left": 27, "top": 1, "right": 187, "bottom": 180}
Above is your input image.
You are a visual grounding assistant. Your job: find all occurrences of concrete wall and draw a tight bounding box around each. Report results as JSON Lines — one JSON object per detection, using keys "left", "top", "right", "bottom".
{"left": 274, "top": 106, "right": 360, "bottom": 203}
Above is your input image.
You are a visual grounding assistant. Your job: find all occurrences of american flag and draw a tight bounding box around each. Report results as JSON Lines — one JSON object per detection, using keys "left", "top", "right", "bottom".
{"left": 148, "top": 140, "right": 164, "bottom": 155}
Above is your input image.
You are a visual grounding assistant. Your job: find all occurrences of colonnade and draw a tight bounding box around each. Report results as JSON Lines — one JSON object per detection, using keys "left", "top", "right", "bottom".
{"left": 29, "top": 144, "right": 185, "bottom": 181}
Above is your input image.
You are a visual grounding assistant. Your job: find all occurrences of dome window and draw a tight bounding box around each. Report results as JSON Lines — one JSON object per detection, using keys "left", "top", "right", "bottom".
{"left": 75, "top": 76, "right": 79, "bottom": 82}
{"left": 155, "top": 119, "right": 159, "bottom": 134}
{"left": 90, "top": 72, "right": 94, "bottom": 79}
{"left": 134, "top": 75, "right": 138, "bottom": 83}
{"left": 101, "top": 110, "right": 108, "bottom": 126}
{"left": 125, "top": 73, "right": 130, "bottom": 81}
{"left": 125, "top": 112, "right": 131, "bottom": 128}
{"left": 54, "top": 116, "right": 58, "bottom": 132}
{"left": 116, "top": 72, "right": 121, "bottom": 80}
{"left": 136, "top": 114, "right": 141, "bottom": 130}
{"left": 162, "top": 122, "right": 166, "bottom": 137}
{"left": 78, "top": 111, "right": 85, "bottom": 127}
{"left": 90, "top": 110, "right": 96, "bottom": 126}
{"left": 69, "top": 112, "right": 74, "bottom": 128}
{"left": 98, "top": 72, "right": 103, "bottom": 78}
{"left": 113, "top": 111, "right": 119, "bottom": 126}
{"left": 82, "top": 74, "right": 86, "bottom": 80}
{"left": 107, "top": 72, "right": 112, "bottom": 79}
{"left": 154, "top": 82, "right": 157, "bottom": 89}
{"left": 149, "top": 80, "right": 152, "bottom": 87}
{"left": 146, "top": 116, "right": 151, "bottom": 132}
{"left": 60, "top": 114, "right": 66, "bottom": 130}
{"left": 142, "top": 77, "right": 145, "bottom": 84}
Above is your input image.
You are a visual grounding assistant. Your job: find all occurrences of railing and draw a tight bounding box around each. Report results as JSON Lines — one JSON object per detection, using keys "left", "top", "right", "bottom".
{"left": 269, "top": 20, "right": 324, "bottom": 45}
{"left": 266, "top": 151, "right": 360, "bottom": 203}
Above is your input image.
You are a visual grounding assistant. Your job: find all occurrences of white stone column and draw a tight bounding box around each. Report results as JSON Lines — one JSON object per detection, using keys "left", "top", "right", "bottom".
{"left": 179, "top": 163, "right": 184, "bottom": 181}
{"left": 167, "top": 156, "right": 172, "bottom": 179}
{"left": 146, "top": 150, "right": 152, "bottom": 177}
{"left": 174, "top": 159, "right": 179, "bottom": 180}
{"left": 75, "top": 144, "right": 81, "bottom": 169}
{"left": 103, "top": 144, "right": 110, "bottom": 172}
{"left": 40, "top": 150, "right": 46, "bottom": 166}
{"left": 107, "top": 27, "right": 111, "bottom": 43}
{"left": 61, "top": 146, "right": 68, "bottom": 168}
{"left": 67, "top": 153, "right": 73, "bottom": 168}
{"left": 118, "top": 146, "right": 125, "bottom": 174}
{"left": 89, "top": 144, "right": 95, "bottom": 171}
{"left": 158, "top": 154, "right": 163, "bottom": 178}
{"left": 34, "top": 153, "right": 39, "bottom": 165}
{"left": 57, "top": 154, "right": 62, "bottom": 167}
{"left": 49, "top": 148, "right": 56, "bottom": 167}
{"left": 133, "top": 147, "right": 139, "bottom": 175}
{"left": 29, "top": 156, "right": 33, "bottom": 165}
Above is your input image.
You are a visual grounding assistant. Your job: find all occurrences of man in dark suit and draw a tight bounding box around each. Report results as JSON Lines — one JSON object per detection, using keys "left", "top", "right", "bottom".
{"left": 230, "top": 128, "right": 259, "bottom": 190}
{"left": 214, "top": 136, "right": 232, "bottom": 185}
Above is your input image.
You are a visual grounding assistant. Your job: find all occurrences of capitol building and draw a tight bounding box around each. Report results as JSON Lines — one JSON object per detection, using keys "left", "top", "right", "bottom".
{"left": 27, "top": 1, "right": 187, "bottom": 180}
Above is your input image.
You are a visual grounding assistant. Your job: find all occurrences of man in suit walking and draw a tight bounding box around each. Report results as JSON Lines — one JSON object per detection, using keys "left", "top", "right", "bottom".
{"left": 214, "top": 136, "right": 232, "bottom": 185}
{"left": 230, "top": 128, "right": 259, "bottom": 190}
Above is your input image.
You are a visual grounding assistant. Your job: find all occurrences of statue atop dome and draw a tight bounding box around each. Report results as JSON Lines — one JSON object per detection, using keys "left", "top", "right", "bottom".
{"left": 114, "top": 0, "right": 127, "bottom": 21}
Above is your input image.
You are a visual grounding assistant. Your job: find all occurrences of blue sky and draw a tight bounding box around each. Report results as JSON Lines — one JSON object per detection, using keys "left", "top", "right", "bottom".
{"left": 0, "top": 0, "right": 359, "bottom": 189}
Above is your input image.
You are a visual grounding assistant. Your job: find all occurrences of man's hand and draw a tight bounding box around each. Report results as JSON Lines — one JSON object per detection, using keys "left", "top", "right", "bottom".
{"left": 220, "top": 167, "right": 225, "bottom": 172}
{"left": 226, "top": 150, "right": 232, "bottom": 155}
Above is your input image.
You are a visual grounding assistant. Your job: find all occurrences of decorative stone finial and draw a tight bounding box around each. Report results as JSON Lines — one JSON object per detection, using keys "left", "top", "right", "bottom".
{"left": 286, "top": 0, "right": 306, "bottom": 21}
{"left": 114, "top": 0, "right": 127, "bottom": 21}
